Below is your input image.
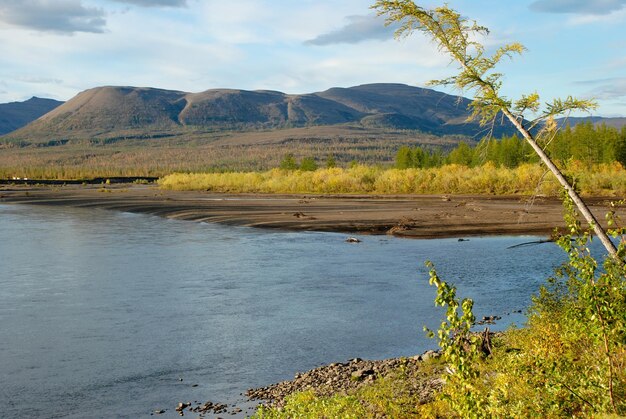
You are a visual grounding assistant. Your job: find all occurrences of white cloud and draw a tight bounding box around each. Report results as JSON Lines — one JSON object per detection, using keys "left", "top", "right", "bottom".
{"left": 567, "top": 7, "right": 626, "bottom": 23}
{"left": 109, "top": 0, "right": 186, "bottom": 7}
{"left": 529, "top": 0, "right": 626, "bottom": 15}
{"left": 15, "top": 76, "right": 64, "bottom": 85}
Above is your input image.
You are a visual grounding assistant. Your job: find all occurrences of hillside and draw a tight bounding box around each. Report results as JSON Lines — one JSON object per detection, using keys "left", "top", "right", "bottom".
{"left": 0, "top": 97, "right": 63, "bottom": 135}
{"left": 4, "top": 83, "right": 515, "bottom": 142}
{"left": 556, "top": 116, "right": 626, "bottom": 129}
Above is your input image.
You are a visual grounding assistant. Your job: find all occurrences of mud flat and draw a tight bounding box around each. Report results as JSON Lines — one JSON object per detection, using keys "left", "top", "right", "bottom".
{"left": 1, "top": 184, "right": 619, "bottom": 238}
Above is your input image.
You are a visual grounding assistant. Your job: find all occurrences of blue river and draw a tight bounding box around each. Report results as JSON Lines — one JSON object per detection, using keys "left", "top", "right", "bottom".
{"left": 0, "top": 204, "right": 566, "bottom": 418}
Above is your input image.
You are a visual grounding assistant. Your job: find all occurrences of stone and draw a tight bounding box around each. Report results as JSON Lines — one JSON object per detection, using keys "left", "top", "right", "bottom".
{"left": 420, "top": 350, "right": 440, "bottom": 361}
{"left": 351, "top": 368, "right": 374, "bottom": 381}
{"left": 176, "top": 402, "right": 191, "bottom": 411}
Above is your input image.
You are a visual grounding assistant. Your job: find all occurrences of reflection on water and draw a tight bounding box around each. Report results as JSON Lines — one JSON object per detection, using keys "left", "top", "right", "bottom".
{"left": 0, "top": 204, "right": 566, "bottom": 418}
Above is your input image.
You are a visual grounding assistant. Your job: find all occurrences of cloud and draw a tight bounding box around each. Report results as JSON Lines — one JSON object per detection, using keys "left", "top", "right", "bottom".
{"left": 15, "top": 76, "right": 63, "bottom": 85}
{"left": 305, "top": 14, "right": 397, "bottom": 46}
{"left": 0, "top": 0, "right": 106, "bottom": 34}
{"left": 109, "top": 0, "right": 187, "bottom": 7}
{"left": 578, "top": 77, "right": 626, "bottom": 100}
{"left": 529, "top": 0, "right": 626, "bottom": 15}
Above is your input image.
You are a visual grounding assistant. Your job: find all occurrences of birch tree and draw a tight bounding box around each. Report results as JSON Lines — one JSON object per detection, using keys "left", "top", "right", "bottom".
{"left": 373, "top": 0, "right": 621, "bottom": 260}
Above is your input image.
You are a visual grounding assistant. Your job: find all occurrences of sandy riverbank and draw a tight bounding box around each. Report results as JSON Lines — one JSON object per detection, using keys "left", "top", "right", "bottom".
{"left": 0, "top": 184, "right": 620, "bottom": 238}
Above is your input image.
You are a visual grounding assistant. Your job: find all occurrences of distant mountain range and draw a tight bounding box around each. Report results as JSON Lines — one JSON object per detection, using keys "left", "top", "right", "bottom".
{"left": 2, "top": 84, "right": 511, "bottom": 142}
{"left": 1, "top": 84, "right": 624, "bottom": 143}
{"left": 0, "top": 97, "right": 63, "bottom": 135}
{"left": 555, "top": 116, "right": 626, "bottom": 130}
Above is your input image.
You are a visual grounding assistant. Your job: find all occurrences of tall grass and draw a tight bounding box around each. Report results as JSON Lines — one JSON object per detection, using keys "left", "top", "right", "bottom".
{"left": 159, "top": 162, "right": 626, "bottom": 196}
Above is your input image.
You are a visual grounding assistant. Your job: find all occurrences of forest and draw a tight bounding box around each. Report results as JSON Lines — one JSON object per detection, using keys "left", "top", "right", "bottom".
{"left": 395, "top": 122, "right": 626, "bottom": 169}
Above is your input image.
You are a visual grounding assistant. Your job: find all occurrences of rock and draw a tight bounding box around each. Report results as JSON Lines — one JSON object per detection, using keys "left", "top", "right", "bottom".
{"left": 351, "top": 368, "right": 374, "bottom": 381}
{"left": 477, "top": 315, "right": 502, "bottom": 325}
{"left": 420, "top": 350, "right": 441, "bottom": 361}
{"left": 176, "top": 402, "right": 191, "bottom": 412}
{"left": 247, "top": 354, "right": 444, "bottom": 411}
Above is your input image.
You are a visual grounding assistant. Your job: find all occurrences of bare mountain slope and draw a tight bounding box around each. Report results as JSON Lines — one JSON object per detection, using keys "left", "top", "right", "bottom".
{"left": 5, "top": 83, "right": 518, "bottom": 142}
{"left": 23, "top": 86, "right": 187, "bottom": 137}
{"left": 0, "top": 97, "right": 63, "bottom": 135}
{"left": 179, "top": 89, "right": 362, "bottom": 127}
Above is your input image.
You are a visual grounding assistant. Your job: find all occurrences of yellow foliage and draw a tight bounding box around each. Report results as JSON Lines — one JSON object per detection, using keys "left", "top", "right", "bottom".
{"left": 159, "top": 163, "right": 626, "bottom": 196}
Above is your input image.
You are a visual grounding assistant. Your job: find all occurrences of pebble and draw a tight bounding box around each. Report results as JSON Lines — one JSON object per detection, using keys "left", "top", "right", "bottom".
{"left": 246, "top": 354, "right": 444, "bottom": 410}
{"left": 420, "top": 350, "right": 441, "bottom": 361}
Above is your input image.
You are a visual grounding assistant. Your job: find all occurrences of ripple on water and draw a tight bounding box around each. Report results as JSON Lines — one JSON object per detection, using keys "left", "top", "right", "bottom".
{"left": 0, "top": 204, "right": 570, "bottom": 418}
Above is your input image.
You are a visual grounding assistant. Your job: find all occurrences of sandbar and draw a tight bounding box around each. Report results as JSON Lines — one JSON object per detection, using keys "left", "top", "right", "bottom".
{"left": 0, "top": 184, "right": 620, "bottom": 238}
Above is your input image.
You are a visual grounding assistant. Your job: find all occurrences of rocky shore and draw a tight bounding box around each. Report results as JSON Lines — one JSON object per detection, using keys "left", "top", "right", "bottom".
{"left": 153, "top": 350, "right": 447, "bottom": 417}
{"left": 246, "top": 351, "right": 445, "bottom": 411}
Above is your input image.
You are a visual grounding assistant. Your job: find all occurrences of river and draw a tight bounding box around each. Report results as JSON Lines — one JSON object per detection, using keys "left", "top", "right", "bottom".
{"left": 0, "top": 204, "right": 566, "bottom": 418}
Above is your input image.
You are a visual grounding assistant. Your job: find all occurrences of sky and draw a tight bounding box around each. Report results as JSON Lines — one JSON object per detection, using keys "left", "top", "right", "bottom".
{"left": 0, "top": 0, "right": 625, "bottom": 117}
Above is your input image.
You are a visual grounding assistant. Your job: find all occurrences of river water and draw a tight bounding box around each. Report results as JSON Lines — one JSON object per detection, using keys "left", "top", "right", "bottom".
{"left": 0, "top": 204, "right": 566, "bottom": 418}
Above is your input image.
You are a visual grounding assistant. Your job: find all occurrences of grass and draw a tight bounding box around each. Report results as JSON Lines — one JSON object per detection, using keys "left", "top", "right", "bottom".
{"left": 253, "top": 321, "right": 626, "bottom": 418}
{"left": 253, "top": 199, "right": 626, "bottom": 418}
{"left": 254, "top": 360, "right": 448, "bottom": 419}
{"left": 159, "top": 162, "right": 626, "bottom": 197}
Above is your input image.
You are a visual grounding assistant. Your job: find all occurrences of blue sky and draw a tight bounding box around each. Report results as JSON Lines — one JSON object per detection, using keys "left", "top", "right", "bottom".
{"left": 0, "top": 0, "right": 625, "bottom": 116}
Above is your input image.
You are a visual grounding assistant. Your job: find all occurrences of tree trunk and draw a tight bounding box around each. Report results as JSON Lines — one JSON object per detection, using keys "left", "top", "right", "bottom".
{"left": 500, "top": 108, "right": 619, "bottom": 259}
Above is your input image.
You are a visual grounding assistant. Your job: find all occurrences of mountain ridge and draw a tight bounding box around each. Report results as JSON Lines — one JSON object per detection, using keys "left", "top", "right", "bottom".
{"left": 3, "top": 84, "right": 625, "bottom": 143}
{"left": 0, "top": 97, "right": 63, "bottom": 135}
{"left": 3, "top": 83, "right": 512, "bottom": 141}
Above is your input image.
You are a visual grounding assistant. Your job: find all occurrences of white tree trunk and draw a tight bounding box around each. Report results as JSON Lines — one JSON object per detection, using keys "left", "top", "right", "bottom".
{"left": 500, "top": 108, "right": 619, "bottom": 259}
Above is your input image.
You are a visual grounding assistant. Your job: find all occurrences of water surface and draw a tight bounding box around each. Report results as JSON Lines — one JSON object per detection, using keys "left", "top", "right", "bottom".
{"left": 0, "top": 204, "right": 566, "bottom": 417}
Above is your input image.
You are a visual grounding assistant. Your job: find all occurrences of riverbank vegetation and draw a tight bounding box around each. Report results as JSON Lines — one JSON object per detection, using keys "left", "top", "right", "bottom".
{"left": 158, "top": 122, "right": 626, "bottom": 196}
{"left": 159, "top": 161, "right": 626, "bottom": 196}
{"left": 254, "top": 197, "right": 626, "bottom": 418}
{"left": 254, "top": 0, "right": 626, "bottom": 415}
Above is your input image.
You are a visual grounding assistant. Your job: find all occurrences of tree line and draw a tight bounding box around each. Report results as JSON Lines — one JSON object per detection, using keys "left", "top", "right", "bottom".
{"left": 396, "top": 122, "right": 626, "bottom": 169}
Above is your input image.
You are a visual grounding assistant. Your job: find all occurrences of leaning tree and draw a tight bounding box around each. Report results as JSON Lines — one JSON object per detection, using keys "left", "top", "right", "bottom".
{"left": 373, "top": 0, "right": 621, "bottom": 260}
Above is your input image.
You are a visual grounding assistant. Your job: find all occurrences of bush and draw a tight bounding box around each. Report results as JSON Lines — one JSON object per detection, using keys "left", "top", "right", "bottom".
{"left": 159, "top": 163, "right": 626, "bottom": 196}
{"left": 422, "top": 196, "right": 626, "bottom": 417}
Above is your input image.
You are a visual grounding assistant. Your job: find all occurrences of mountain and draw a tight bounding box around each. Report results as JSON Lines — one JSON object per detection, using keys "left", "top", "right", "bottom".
{"left": 0, "top": 97, "right": 63, "bottom": 135}
{"left": 4, "top": 83, "right": 517, "bottom": 142}
{"left": 316, "top": 83, "right": 471, "bottom": 131}
{"left": 555, "top": 116, "right": 626, "bottom": 130}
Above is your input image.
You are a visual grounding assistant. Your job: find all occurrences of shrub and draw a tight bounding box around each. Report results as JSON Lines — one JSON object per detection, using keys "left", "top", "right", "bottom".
{"left": 422, "top": 196, "right": 626, "bottom": 417}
